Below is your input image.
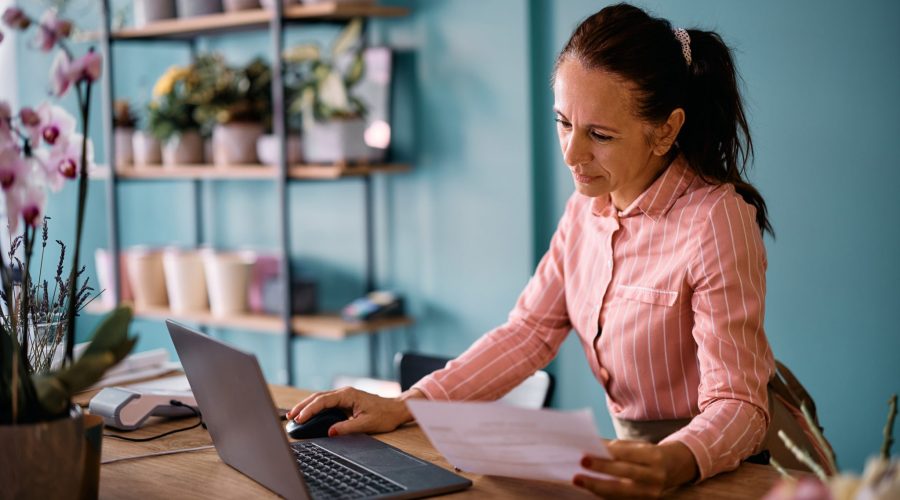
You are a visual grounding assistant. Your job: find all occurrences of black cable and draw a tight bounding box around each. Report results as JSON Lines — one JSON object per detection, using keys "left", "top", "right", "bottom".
{"left": 103, "top": 400, "right": 206, "bottom": 443}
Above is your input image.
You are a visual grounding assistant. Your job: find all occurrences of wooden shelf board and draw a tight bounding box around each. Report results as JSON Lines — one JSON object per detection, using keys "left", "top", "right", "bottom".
{"left": 111, "top": 3, "right": 409, "bottom": 40}
{"left": 86, "top": 303, "right": 412, "bottom": 340}
{"left": 104, "top": 163, "right": 409, "bottom": 180}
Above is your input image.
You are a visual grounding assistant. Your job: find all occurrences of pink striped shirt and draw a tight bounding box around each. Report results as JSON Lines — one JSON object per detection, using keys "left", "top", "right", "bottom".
{"left": 413, "top": 156, "right": 775, "bottom": 480}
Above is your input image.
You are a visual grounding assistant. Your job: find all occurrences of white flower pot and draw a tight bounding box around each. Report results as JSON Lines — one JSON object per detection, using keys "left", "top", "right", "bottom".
{"left": 95, "top": 248, "right": 133, "bottom": 307}
{"left": 303, "top": 119, "right": 370, "bottom": 164}
{"left": 256, "top": 134, "right": 302, "bottom": 166}
{"left": 212, "top": 122, "right": 264, "bottom": 166}
{"left": 134, "top": 0, "right": 176, "bottom": 26}
{"left": 114, "top": 128, "right": 134, "bottom": 167}
{"left": 124, "top": 248, "right": 168, "bottom": 309}
{"left": 203, "top": 251, "right": 256, "bottom": 317}
{"left": 223, "top": 0, "right": 260, "bottom": 11}
{"left": 132, "top": 131, "right": 162, "bottom": 166}
{"left": 260, "top": 0, "right": 297, "bottom": 9}
{"left": 162, "top": 248, "right": 208, "bottom": 313}
{"left": 176, "top": 0, "right": 222, "bottom": 17}
{"left": 162, "top": 130, "right": 204, "bottom": 166}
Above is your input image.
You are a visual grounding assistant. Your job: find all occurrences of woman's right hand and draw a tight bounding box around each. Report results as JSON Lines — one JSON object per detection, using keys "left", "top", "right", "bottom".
{"left": 286, "top": 387, "right": 425, "bottom": 437}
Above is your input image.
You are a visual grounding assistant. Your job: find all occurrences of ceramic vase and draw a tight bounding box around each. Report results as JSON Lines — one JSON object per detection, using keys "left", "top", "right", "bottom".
{"left": 124, "top": 248, "right": 169, "bottom": 309}
{"left": 176, "top": 0, "right": 222, "bottom": 17}
{"left": 256, "top": 134, "right": 303, "bottom": 166}
{"left": 223, "top": 0, "right": 260, "bottom": 11}
{"left": 260, "top": 0, "right": 297, "bottom": 9}
{"left": 132, "top": 130, "right": 162, "bottom": 166}
{"left": 302, "top": 118, "right": 370, "bottom": 164}
{"left": 162, "top": 130, "right": 204, "bottom": 166}
{"left": 203, "top": 251, "right": 256, "bottom": 317}
{"left": 133, "top": 0, "right": 176, "bottom": 26}
{"left": 162, "top": 248, "right": 208, "bottom": 313}
{"left": 212, "top": 122, "right": 264, "bottom": 166}
{"left": 114, "top": 128, "right": 134, "bottom": 167}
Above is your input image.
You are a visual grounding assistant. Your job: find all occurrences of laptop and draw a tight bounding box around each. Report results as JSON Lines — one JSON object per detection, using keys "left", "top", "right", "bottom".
{"left": 166, "top": 320, "right": 472, "bottom": 500}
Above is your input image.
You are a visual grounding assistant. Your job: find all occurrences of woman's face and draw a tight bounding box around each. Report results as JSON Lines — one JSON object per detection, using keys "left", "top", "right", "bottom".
{"left": 553, "top": 58, "right": 678, "bottom": 208}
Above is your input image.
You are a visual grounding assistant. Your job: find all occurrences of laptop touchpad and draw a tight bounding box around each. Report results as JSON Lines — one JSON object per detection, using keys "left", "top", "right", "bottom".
{"left": 355, "top": 449, "right": 427, "bottom": 471}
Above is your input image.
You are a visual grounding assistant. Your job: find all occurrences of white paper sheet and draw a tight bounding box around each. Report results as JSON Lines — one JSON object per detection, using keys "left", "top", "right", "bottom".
{"left": 407, "top": 400, "right": 611, "bottom": 483}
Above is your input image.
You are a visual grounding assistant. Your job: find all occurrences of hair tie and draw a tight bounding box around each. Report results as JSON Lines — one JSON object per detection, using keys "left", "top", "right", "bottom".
{"left": 673, "top": 28, "right": 692, "bottom": 66}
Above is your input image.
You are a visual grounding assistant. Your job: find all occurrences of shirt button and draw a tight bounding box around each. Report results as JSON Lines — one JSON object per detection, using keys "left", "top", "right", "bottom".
{"left": 607, "top": 259, "right": 613, "bottom": 270}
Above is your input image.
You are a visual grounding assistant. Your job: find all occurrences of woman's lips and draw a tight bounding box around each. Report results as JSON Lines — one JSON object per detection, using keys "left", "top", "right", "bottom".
{"left": 572, "top": 172, "right": 597, "bottom": 184}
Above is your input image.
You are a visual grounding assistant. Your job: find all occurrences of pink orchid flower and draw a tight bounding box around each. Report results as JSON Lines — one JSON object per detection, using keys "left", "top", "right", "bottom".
{"left": 66, "top": 50, "right": 102, "bottom": 83}
{"left": 19, "top": 107, "right": 42, "bottom": 145}
{"left": 1, "top": 7, "right": 30, "bottom": 30}
{"left": 42, "top": 132, "right": 92, "bottom": 191}
{"left": 0, "top": 100, "right": 12, "bottom": 142}
{"left": 0, "top": 140, "right": 26, "bottom": 190}
{"left": 50, "top": 50, "right": 72, "bottom": 96}
{"left": 34, "top": 9, "right": 71, "bottom": 52}
{"left": 3, "top": 168, "right": 46, "bottom": 233}
{"left": 0, "top": 30, "right": 5, "bottom": 44}
{"left": 37, "top": 102, "right": 75, "bottom": 146}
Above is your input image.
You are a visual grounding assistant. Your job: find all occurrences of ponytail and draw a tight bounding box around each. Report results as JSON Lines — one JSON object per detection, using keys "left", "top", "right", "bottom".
{"left": 556, "top": 3, "right": 773, "bottom": 236}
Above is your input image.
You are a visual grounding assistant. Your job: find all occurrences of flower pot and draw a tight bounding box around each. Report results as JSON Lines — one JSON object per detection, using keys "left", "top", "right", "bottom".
{"left": 212, "top": 122, "right": 264, "bottom": 166}
{"left": 248, "top": 253, "right": 280, "bottom": 313}
{"left": 203, "top": 251, "right": 256, "bottom": 317}
{"left": 176, "top": 0, "right": 222, "bottom": 17}
{"left": 0, "top": 405, "right": 86, "bottom": 498}
{"left": 162, "top": 248, "right": 208, "bottom": 313}
{"left": 124, "top": 248, "right": 168, "bottom": 309}
{"left": 260, "top": 0, "right": 297, "bottom": 9}
{"left": 134, "top": 0, "right": 176, "bottom": 26}
{"left": 133, "top": 130, "right": 162, "bottom": 166}
{"left": 223, "top": 0, "right": 260, "bottom": 11}
{"left": 95, "top": 248, "right": 134, "bottom": 308}
{"left": 256, "top": 134, "right": 302, "bottom": 166}
{"left": 302, "top": 118, "right": 371, "bottom": 164}
{"left": 114, "top": 127, "right": 134, "bottom": 167}
{"left": 162, "top": 130, "right": 204, "bottom": 166}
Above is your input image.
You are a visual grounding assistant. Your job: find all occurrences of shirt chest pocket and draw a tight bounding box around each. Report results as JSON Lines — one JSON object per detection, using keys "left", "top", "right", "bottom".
{"left": 614, "top": 284, "right": 679, "bottom": 307}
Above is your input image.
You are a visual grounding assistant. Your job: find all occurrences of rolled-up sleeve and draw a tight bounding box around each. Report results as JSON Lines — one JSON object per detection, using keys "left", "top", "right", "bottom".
{"left": 660, "top": 191, "right": 775, "bottom": 480}
{"left": 412, "top": 197, "right": 577, "bottom": 401}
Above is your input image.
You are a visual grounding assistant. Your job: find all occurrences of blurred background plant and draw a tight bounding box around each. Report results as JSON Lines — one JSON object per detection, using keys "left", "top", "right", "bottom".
{"left": 147, "top": 64, "right": 200, "bottom": 142}
{"left": 113, "top": 99, "right": 138, "bottom": 129}
{"left": 188, "top": 53, "right": 272, "bottom": 133}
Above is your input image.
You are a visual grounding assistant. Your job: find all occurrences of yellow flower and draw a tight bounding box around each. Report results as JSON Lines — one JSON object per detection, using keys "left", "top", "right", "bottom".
{"left": 152, "top": 66, "right": 190, "bottom": 98}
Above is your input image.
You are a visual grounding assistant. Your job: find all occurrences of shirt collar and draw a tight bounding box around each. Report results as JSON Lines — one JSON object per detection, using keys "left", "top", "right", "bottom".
{"left": 591, "top": 155, "right": 695, "bottom": 222}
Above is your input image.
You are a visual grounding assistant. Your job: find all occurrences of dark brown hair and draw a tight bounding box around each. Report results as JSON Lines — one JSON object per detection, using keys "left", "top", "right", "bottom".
{"left": 555, "top": 3, "right": 773, "bottom": 235}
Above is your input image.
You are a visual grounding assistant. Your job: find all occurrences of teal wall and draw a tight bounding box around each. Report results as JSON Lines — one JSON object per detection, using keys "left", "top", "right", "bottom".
{"left": 12, "top": 0, "right": 898, "bottom": 473}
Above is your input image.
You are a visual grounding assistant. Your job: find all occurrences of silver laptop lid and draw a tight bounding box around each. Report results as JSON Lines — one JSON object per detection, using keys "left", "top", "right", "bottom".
{"left": 167, "top": 320, "right": 309, "bottom": 500}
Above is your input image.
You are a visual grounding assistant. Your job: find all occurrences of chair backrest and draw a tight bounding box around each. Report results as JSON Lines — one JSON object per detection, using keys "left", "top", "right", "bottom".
{"left": 394, "top": 352, "right": 555, "bottom": 409}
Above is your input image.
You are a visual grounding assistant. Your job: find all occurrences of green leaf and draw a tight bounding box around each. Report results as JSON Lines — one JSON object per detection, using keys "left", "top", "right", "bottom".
{"left": 345, "top": 53, "right": 365, "bottom": 87}
{"left": 332, "top": 18, "right": 362, "bottom": 59}
{"left": 81, "top": 306, "right": 133, "bottom": 357}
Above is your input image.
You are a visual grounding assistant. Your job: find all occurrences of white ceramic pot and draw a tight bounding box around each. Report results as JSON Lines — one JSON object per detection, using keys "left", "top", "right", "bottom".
{"left": 114, "top": 128, "right": 134, "bottom": 167}
{"left": 124, "top": 248, "right": 168, "bottom": 309}
{"left": 132, "top": 131, "right": 162, "bottom": 166}
{"left": 212, "top": 122, "right": 264, "bottom": 166}
{"left": 260, "top": 0, "right": 297, "bottom": 9}
{"left": 162, "top": 130, "right": 204, "bottom": 166}
{"left": 256, "top": 134, "right": 302, "bottom": 166}
{"left": 95, "top": 248, "right": 133, "bottom": 307}
{"left": 223, "top": 0, "right": 260, "bottom": 11}
{"left": 176, "top": 0, "right": 222, "bottom": 17}
{"left": 134, "top": 0, "right": 176, "bottom": 26}
{"left": 302, "top": 118, "right": 370, "bottom": 164}
{"left": 162, "top": 248, "right": 208, "bottom": 313}
{"left": 203, "top": 251, "right": 256, "bottom": 317}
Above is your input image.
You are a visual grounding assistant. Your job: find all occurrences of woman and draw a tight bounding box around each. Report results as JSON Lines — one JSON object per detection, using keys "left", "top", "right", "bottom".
{"left": 289, "top": 4, "right": 810, "bottom": 497}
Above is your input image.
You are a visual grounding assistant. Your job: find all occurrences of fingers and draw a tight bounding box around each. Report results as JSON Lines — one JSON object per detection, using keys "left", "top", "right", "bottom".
{"left": 287, "top": 390, "right": 334, "bottom": 421}
{"left": 607, "top": 440, "right": 664, "bottom": 466}
{"left": 573, "top": 474, "right": 660, "bottom": 498}
{"left": 580, "top": 455, "right": 664, "bottom": 485}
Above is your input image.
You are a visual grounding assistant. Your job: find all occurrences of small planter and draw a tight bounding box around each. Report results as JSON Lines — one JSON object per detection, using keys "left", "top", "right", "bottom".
{"left": 114, "top": 127, "right": 134, "bottom": 167}
{"left": 212, "top": 122, "right": 264, "bottom": 166}
{"left": 260, "top": 0, "right": 297, "bottom": 9}
{"left": 133, "top": 130, "right": 162, "bottom": 166}
{"left": 203, "top": 250, "right": 256, "bottom": 317}
{"left": 256, "top": 134, "right": 302, "bottom": 166}
{"left": 162, "top": 248, "right": 208, "bottom": 313}
{"left": 95, "top": 248, "right": 134, "bottom": 308}
{"left": 176, "top": 0, "right": 222, "bottom": 17}
{"left": 134, "top": 0, "right": 176, "bottom": 26}
{"left": 223, "top": 0, "right": 260, "bottom": 11}
{"left": 162, "top": 130, "right": 204, "bottom": 166}
{"left": 303, "top": 118, "right": 370, "bottom": 164}
{"left": 124, "top": 248, "right": 168, "bottom": 309}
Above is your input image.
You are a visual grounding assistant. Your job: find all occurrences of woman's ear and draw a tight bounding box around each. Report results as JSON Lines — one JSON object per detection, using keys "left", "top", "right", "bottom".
{"left": 652, "top": 108, "right": 685, "bottom": 156}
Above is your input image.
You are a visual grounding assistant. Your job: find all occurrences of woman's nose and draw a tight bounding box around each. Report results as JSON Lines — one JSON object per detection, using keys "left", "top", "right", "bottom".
{"left": 563, "top": 131, "right": 592, "bottom": 167}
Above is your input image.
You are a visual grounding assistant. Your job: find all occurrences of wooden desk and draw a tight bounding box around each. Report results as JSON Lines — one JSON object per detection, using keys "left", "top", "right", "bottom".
{"left": 77, "top": 385, "right": 786, "bottom": 499}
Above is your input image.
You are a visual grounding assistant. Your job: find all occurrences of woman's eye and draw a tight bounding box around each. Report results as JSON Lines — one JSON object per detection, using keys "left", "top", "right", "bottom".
{"left": 591, "top": 131, "right": 612, "bottom": 142}
{"left": 554, "top": 118, "right": 571, "bottom": 129}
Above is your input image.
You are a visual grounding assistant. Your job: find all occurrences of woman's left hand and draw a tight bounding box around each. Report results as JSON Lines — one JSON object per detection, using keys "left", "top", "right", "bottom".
{"left": 573, "top": 440, "right": 698, "bottom": 498}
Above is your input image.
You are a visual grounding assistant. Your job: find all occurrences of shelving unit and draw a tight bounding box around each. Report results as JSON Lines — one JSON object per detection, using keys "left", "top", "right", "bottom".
{"left": 96, "top": 2, "right": 412, "bottom": 385}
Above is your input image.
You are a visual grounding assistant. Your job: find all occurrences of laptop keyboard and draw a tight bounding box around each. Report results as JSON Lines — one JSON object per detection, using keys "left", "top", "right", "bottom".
{"left": 292, "top": 442, "right": 405, "bottom": 499}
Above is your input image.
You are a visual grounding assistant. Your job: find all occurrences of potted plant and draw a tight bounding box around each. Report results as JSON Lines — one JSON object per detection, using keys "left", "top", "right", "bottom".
{"left": 190, "top": 54, "right": 271, "bottom": 167}
{"left": 176, "top": 0, "right": 222, "bottom": 18}
{"left": 148, "top": 64, "right": 204, "bottom": 166}
{"left": 288, "top": 18, "right": 372, "bottom": 164}
{"left": 0, "top": 6, "right": 136, "bottom": 497}
{"left": 113, "top": 99, "right": 137, "bottom": 168}
{"left": 133, "top": 0, "right": 176, "bottom": 27}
